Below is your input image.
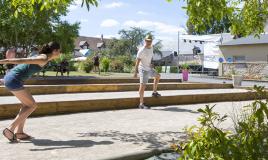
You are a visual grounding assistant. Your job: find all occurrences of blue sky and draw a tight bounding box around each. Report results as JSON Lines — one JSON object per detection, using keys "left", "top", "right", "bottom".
{"left": 62, "top": 0, "right": 188, "bottom": 50}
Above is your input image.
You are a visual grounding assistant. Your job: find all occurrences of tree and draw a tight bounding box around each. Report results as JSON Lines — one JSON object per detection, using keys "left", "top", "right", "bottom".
{"left": 109, "top": 27, "right": 163, "bottom": 57}
{"left": 107, "top": 39, "right": 131, "bottom": 57}
{"left": 167, "top": 0, "right": 268, "bottom": 37}
{"left": 118, "top": 27, "right": 152, "bottom": 55}
{"left": 9, "top": 0, "right": 98, "bottom": 17}
{"left": 0, "top": 1, "right": 79, "bottom": 54}
{"left": 186, "top": 16, "right": 231, "bottom": 35}
{"left": 153, "top": 40, "right": 163, "bottom": 57}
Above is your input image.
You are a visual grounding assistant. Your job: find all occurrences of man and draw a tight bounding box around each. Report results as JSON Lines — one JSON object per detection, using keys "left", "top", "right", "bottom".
{"left": 134, "top": 34, "right": 161, "bottom": 109}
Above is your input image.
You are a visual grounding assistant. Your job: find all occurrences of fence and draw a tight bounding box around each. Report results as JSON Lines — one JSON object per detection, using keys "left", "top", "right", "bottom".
{"left": 221, "top": 62, "right": 268, "bottom": 80}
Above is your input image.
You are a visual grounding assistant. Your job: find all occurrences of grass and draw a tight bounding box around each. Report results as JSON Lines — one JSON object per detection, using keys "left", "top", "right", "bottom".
{"left": 42, "top": 71, "right": 133, "bottom": 78}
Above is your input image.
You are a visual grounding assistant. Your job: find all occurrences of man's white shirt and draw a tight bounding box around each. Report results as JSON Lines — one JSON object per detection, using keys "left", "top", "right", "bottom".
{"left": 136, "top": 46, "right": 153, "bottom": 71}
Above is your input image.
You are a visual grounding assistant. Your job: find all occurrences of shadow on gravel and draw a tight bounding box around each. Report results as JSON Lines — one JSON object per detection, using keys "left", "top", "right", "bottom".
{"left": 26, "top": 139, "right": 113, "bottom": 151}
{"left": 153, "top": 107, "right": 199, "bottom": 114}
{"left": 77, "top": 131, "right": 186, "bottom": 149}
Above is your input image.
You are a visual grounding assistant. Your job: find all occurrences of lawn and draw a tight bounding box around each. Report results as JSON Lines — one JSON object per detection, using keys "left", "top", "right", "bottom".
{"left": 43, "top": 71, "right": 133, "bottom": 78}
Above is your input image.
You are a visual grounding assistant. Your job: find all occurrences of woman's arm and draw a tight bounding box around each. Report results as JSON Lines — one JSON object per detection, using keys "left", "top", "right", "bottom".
{"left": 0, "top": 54, "right": 48, "bottom": 65}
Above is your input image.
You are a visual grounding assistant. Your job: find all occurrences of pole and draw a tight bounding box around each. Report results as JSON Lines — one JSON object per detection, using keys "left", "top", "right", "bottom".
{"left": 178, "top": 31, "right": 180, "bottom": 72}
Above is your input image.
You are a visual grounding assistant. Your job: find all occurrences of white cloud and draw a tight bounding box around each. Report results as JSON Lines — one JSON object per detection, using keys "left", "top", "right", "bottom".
{"left": 100, "top": 19, "right": 120, "bottom": 27}
{"left": 104, "top": 2, "right": 124, "bottom": 9}
{"left": 157, "top": 36, "right": 178, "bottom": 51}
{"left": 137, "top": 11, "right": 149, "bottom": 15}
{"left": 122, "top": 20, "right": 186, "bottom": 50}
{"left": 123, "top": 20, "right": 186, "bottom": 35}
{"left": 80, "top": 19, "right": 88, "bottom": 23}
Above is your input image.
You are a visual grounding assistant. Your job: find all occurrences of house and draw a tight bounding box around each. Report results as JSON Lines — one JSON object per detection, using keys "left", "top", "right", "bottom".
{"left": 73, "top": 35, "right": 111, "bottom": 58}
{"left": 218, "top": 34, "right": 268, "bottom": 63}
{"left": 152, "top": 51, "right": 178, "bottom": 66}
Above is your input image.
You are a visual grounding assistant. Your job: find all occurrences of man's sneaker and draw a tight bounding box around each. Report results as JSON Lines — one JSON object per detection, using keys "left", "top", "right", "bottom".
{"left": 138, "top": 104, "right": 151, "bottom": 109}
{"left": 152, "top": 92, "right": 161, "bottom": 97}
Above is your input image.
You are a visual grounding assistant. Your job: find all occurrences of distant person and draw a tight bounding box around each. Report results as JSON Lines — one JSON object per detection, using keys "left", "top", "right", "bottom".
{"left": 134, "top": 34, "right": 161, "bottom": 109}
{"left": 0, "top": 42, "right": 61, "bottom": 142}
{"left": 29, "top": 46, "right": 41, "bottom": 76}
{"left": 28, "top": 46, "right": 39, "bottom": 57}
{"left": 93, "top": 53, "right": 100, "bottom": 74}
{"left": 5, "top": 48, "right": 16, "bottom": 73}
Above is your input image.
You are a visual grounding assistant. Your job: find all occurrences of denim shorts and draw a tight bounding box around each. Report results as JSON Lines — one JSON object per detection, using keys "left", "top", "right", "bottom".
{"left": 139, "top": 69, "right": 158, "bottom": 84}
{"left": 3, "top": 72, "right": 24, "bottom": 91}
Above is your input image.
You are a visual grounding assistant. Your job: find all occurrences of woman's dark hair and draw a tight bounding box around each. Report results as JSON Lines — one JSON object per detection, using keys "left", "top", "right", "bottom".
{"left": 40, "top": 41, "right": 60, "bottom": 54}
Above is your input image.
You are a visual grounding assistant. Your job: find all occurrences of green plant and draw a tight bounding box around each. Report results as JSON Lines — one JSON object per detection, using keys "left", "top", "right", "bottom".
{"left": 81, "top": 58, "right": 94, "bottom": 73}
{"left": 170, "top": 66, "right": 178, "bottom": 73}
{"left": 181, "top": 64, "right": 190, "bottom": 70}
{"left": 101, "top": 57, "right": 110, "bottom": 72}
{"left": 72, "top": 62, "right": 80, "bottom": 71}
{"left": 110, "top": 59, "right": 124, "bottom": 72}
{"left": 123, "top": 65, "right": 133, "bottom": 73}
{"left": 175, "top": 85, "right": 268, "bottom": 159}
{"left": 155, "top": 66, "right": 162, "bottom": 73}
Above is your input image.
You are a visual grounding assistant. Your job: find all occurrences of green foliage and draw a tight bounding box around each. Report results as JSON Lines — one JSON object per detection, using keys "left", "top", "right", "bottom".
{"left": 176, "top": 85, "right": 268, "bottom": 159}
{"left": 181, "top": 63, "right": 190, "bottom": 70}
{"left": 105, "top": 28, "right": 162, "bottom": 59}
{"left": 153, "top": 40, "right": 163, "bottom": 57}
{"left": 155, "top": 66, "right": 162, "bottom": 73}
{"left": 118, "top": 27, "right": 158, "bottom": 56}
{"left": 101, "top": 57, "right": 110, "bottom": 72}
{"left": 82, "top": 58, "right": 94, "bottom": 73}
{"left": 0, "top": 1, "right": 79, "bottom": 54}
{"left": 186, "top": 16, "right": 231, "bottom": 35}
{"left": 117, "top": 55, "right": 135, "bottom": 67}
{"left": 9, "top": 0, "right": 98, "bottom": 17}
{"left": 109, "top": 55, "right": 135, "bottom": 73}
{"left": 167, "top": 0, "right": 268, "bottom": 37}
{"left": 72, "top": 62, "right": 80, "bottom": 71}
{"left": 107, "top": 39, "right": 131, "bottom": 57}
{"left": 123, "top": 65, "right": 134, "bottom": 73}
{"left": 170, "top": 66, "right": 178, "bottom": 73}
{"left": 110, "top": 59, "right": 124, "bottom": 72}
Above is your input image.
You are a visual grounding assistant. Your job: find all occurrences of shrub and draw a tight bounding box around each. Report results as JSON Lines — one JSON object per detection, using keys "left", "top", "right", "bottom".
{"left": 101, "top": 57, "right": 110, "bottom": 72}
{"left": 175, "top": 85, "right": 268, "bottom": 160}
{"left": 83, "top": 58, "right": 94, "bottom": 73}
{"left": 181, "top": 63, "right": 190, "bottom": 70}
{"left": 170, "top": 66, "right": 178, "bottom": 73}
{"left": 155, "top": 66, "right": 162, "bottom": 73}
{"left": 68, "top": 61, "right": 77, "bottom": 71}
{"left": 110, "top": 59, "right": 124, "bottom": 72}
{"left": 123, "top": 65, "right": 134, "bottom": 73}
{"left": 73, "top": 62, "right": 80, "bottom": 71}
{"left": 117, "top": 55, "right": 134, "bottom": 66}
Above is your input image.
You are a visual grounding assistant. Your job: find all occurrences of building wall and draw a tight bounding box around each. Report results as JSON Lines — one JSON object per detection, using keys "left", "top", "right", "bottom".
{"left": 219, "top": 44, "right": 268, "bottom": 62}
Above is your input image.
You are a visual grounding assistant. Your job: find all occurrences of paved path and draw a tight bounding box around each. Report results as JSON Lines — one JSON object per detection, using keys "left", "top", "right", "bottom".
{"left": 0, "top": 101, "right": 252, "bottom": 160}
{"left": 161, "top": 73, "right": 268, "bottom": 88}
{"left": 0, "top": 89, "right": 248, "bottom": 105}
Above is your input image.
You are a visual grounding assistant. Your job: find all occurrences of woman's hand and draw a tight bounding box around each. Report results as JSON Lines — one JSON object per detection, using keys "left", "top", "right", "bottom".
{"left": 0, "top": 59, "right": 7, "bottom": 64}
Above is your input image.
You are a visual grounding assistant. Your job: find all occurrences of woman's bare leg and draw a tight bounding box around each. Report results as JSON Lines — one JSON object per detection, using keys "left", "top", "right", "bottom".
{"left": 3, "top": 89, "right": 37, "bottom": 140}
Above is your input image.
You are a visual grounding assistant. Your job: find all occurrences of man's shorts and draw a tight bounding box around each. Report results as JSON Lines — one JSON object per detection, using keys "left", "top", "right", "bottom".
{"left": 139, "top": 69, "right": 159, "bottom": 84}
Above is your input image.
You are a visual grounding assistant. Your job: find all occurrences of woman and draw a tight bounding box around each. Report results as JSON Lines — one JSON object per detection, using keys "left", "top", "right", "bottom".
{"left": 0, "top": 42, "right": 61, "bottom": 142}
{"left": 93, "top": 53, "right": 100, "bottom": 74}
